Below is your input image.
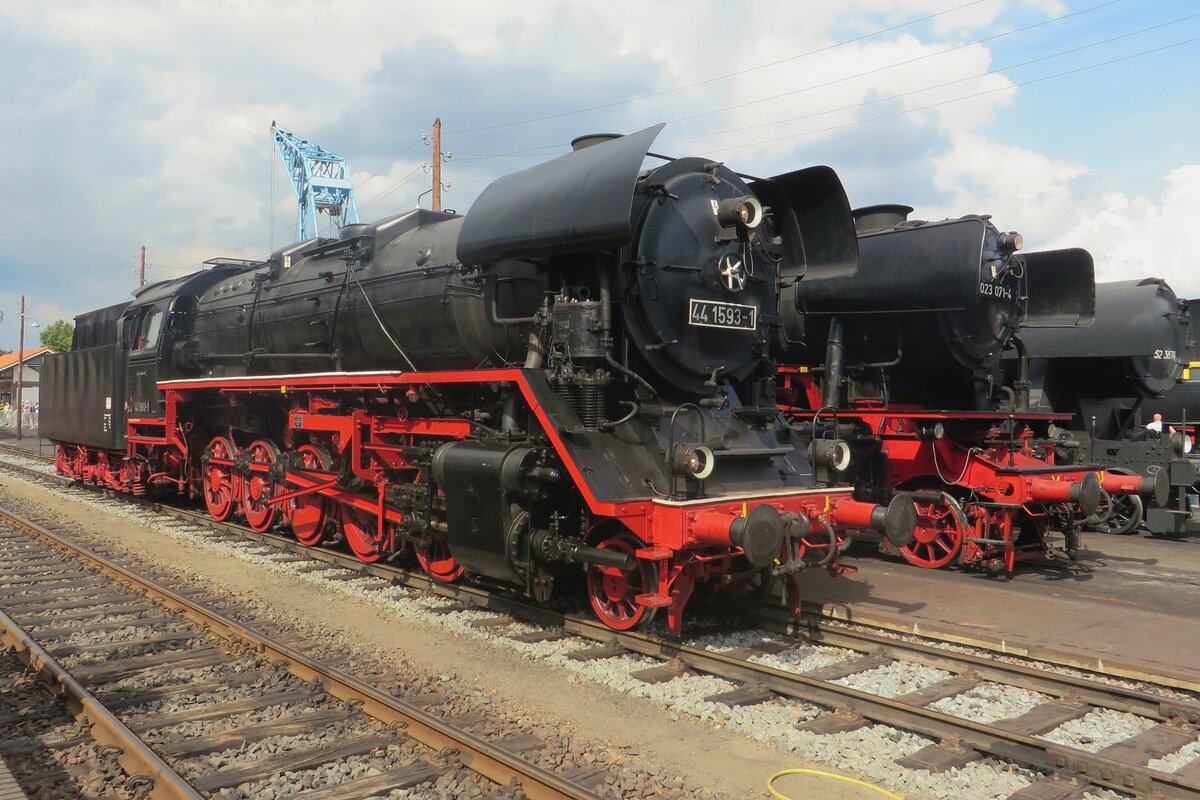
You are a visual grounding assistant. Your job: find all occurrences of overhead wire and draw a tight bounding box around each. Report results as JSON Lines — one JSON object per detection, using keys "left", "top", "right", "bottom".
{"left": 206, "top": 137, "right": 425, "bottom": 259}
{"left": 167, "top": 2, "right": 1183, "bottom": 265}
{"left": 449, "top": 0, "right": 1124, "bottom": 163}
{"left": 351, "top": 138, "right": 423, "bottom": 190}
{"left": 662, "top": 0, "right": 1125, "bottom": 126}
{"left": 657, "top": 10, "right": 1200, "bottom": 147}
{"left": 442, "top": 32, "right": 1200, "bottom": 187}
{"left": 691, "top": 33, "right": 1200, "bottom": 156}
{"left": 356, "top": 166, "right": 426, "bottom": 212}
{"left": 445, "top": 0, "right": 991, "bottom": 134}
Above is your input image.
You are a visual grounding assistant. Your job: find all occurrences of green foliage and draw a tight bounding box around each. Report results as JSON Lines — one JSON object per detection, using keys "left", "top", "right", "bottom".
{"left": 38, "top": 319, "right": 74, "bottom": 352}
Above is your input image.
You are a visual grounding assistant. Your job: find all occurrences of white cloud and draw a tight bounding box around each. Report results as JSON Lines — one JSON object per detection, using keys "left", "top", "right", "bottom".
{"left": 0, "top": 0, "right": 1193, "bottom": 351}
{"left": 925, "top": 132, "right": 1200, "bottom": 298}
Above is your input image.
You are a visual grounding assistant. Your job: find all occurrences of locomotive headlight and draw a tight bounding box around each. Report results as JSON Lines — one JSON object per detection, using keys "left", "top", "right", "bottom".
{"left": 810, "top": 439, "right": 852, "bottom": 472}
{"left": 716, "top": 195, "right": 764, "bottom": 230}
{"left": 917, "top": 422, "right": 946, "bottom": 441}
{"left": 672, "top": 443, "right": 716, "bottom": 480}
{"left": 1047, "top": 422, "right": 1058, "bottom": 439}
{"left": 1172, "top": 432, "right": 1194, "bottom": 456}
{"left": 998, "top": 231, "right": 1024, "bottom": 253}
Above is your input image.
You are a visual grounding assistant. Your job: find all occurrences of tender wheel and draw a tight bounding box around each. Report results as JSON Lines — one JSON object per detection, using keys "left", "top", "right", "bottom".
{"left": 1084, "top": 488, "right": 1114, "bottom": 527}
{"left": 289, "top": 444, "right": 331, "bottom": 546}
{"left": 1097, "top": 494, "right": 1143, "bottom": 535}
{"left": 415, "top": 535, "right": 464, "bottom": 583}
{"left": 586, "top": 533, "right": 657, "bottom": 631}
{"left": 241, "top": 439, "right": 282, "bottom": 532}
{"left": 55, "top": 445, "right": 75, "bottom": 479}
{"left": 202, "top": 436, "right": 238, "bottom": 522}
{"left": 899, "top": 495, "right": 965, "bottom": 569}
{"left": 341, "top": 505, "right": 386, "bottom": 563}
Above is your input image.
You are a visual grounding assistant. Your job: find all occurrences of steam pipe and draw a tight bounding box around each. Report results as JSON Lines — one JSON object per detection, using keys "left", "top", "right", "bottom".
{"left": 532, "top": 532, "right": 635, "bottom": 571}
{"left": 1011, "top": 334, "right": 1030, "bottom": 412}
{"left": 823, "top": 316, "right": 845, "bottom": 409}
{"left": 502, "top": 332, "right": 546, "bottom": 432}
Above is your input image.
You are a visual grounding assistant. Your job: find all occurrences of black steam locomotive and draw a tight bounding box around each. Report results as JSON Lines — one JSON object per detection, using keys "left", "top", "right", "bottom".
{"left": 781, "top": 203, "right": 1096, "bottom": 410}
{"left": 1142, "top": 297, "right": 1200, "bottom": 429}
{"left": 1016, "top": 279, "right": 1195, "bottom": 535}
{"left": 42, "top": 125, "right": 911, "bottom": 634}
{"left": 773, "top": 205, "right": 1159, "bottom": 572}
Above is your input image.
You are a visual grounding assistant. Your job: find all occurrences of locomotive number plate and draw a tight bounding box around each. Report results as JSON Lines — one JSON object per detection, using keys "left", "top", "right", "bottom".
{"left": 688, "top": 299, "right": 756, "bottom": 331}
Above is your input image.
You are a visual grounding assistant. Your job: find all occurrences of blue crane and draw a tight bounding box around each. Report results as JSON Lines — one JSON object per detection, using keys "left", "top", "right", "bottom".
{"left": 271, "top": 121, "right": 359, "bottom": 241}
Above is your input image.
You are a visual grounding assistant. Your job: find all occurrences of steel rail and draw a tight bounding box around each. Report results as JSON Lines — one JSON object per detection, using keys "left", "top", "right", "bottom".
{"left": 754, "top": 608, "right": 1200, "bottom": 723}
{"left": 4, "top": 456, "right": 1200, "bottom": 795}
{"left": 0, "top": 606, "right": 203, "bottom": 800}
{"left": 3, "top": 450, "right": 1196, "bottom": 695}
{"left": 0, "top": 505, "right": 598, "bottom": 800}
{"left": 128, "top": 507, "right": 1200, "bottom": 796}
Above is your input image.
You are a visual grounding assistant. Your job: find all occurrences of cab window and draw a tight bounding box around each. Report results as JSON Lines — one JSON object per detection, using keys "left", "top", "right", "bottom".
{"left": 133, "top": 310, "right": 164, "bottom": 352}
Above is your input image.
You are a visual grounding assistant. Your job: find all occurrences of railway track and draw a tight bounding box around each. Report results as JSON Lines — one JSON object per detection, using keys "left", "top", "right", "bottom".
{"left": 0, "top": 506, "right": 604, "bottom": 799}
{"left": 3, "top": 446, "right": 1200, "bottom": 797}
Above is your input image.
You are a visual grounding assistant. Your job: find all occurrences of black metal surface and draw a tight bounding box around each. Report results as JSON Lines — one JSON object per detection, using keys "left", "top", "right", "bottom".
{"left": 728, "top": 505, "right": 784, "bottom": 567}
{"left": 523, "top": 372, "right": 818, "bottom": 503}
{"left": 795, "top": 215, "right": 991, "bottom": 313}
{"left": 457, "top": 124, "right": 665, "bottom": 265}
{"left": 620, "top": 157, "right": 782, "bottom": 394}
{"left": 39, "top": 345, "right": 124, "bottom": 450}
{"left": 1019, "top": 279, "right": 1188, "bottom": 402}
{"left": 1020, "top": 248, "right": 1096, "bottom": 328}
{"left": 882, "top": 493, "right": 918, "bottom": 548}
{"left": 851, "top": 204, "right": 914, "bottom": 235}
{"left": 432, "top": 441, "right": 529, "bottom": 584}
{"left": 781, "top": 214, "right": 1033, "bottom": 409}
{"left": 748, "top": 166, "right": 859, "bottom": 281}
{"left": 1144, "top": 380, "right": 1200, "bottom": 423}
{"left": 72, "top": 302, "right": 130, "bottom": 350}
{"left": 176, "top": 213, "right": 541, "bottom": 377}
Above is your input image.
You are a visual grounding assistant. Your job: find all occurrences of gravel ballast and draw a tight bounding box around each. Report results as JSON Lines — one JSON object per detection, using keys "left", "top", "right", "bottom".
{"left": 3, "top": 463, "right": 1191, "bottom": 799}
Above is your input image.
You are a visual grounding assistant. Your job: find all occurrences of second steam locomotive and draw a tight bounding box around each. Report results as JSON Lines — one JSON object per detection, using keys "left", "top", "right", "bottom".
{"left": 775, "top": 204, "right": 1158, "bottom": 572}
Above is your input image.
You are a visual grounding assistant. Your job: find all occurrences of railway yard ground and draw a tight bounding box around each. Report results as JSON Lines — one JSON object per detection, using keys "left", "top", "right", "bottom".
{"left": 1, "top": 431, "right": 1199, "bottom": 800}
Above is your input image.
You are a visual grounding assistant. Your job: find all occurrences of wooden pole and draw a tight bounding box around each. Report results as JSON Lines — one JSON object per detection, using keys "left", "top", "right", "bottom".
{"left": 15, "top": 294, "right": 24, "bottom": 441}
{"left": 139, "top": 245, "right": 147, "bottom": 286}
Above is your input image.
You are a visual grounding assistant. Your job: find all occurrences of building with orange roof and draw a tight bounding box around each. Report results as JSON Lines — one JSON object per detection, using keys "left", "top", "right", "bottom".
{"left": 0, "top": 347, "right": 53, "bottom": 406}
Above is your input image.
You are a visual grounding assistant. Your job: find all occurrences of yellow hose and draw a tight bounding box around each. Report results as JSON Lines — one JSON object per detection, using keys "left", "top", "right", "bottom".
{"left": 768, "top": 768, "right": 905, "bottom": 800}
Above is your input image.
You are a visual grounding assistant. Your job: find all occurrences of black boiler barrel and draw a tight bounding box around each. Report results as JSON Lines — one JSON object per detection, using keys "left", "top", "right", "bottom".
{"left": 1019, "top": 278, "right": 1188, "bottom": 399}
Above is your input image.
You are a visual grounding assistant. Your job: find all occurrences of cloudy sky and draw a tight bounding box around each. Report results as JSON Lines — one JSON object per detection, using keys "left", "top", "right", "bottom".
{"left": 1, "top": 0, "right": 1197, "bottom": 349}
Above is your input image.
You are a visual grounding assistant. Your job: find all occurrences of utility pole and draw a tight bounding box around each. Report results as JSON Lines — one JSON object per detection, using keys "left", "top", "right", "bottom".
{"left": 139, "top": 245, "right": 147, "bottom": 286}
{"left": 431, "top": 117, "right": 442, "bottom": 212}
{"left": 15, "top": 295, "right": 25, "bottom": 441}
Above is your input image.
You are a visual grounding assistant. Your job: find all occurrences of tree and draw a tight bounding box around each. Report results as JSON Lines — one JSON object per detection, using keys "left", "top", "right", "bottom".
{"left": 39, "top": 319, "right": 74, "bottom": 352}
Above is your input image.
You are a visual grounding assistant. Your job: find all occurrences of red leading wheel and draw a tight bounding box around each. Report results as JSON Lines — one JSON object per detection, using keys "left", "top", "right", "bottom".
{"left": 290, "top": 444, "right": 331, "bottom": 546}
{"left": 586, "top": 533, "right": 657, "bottom": 631}
{"left": 203, "top": 436, "right": 238, "bottom": 522}
{"left": 899, "top": 496, "right": 965, "bottom": 569}
{"left": 241, "top": 439, "right": 282, "bottom": 532}
{"left": 341, "top": 504, "right": 386, "bottom": 563}
{"left": 415, "top": 534, "right": 464, "bottom": 583}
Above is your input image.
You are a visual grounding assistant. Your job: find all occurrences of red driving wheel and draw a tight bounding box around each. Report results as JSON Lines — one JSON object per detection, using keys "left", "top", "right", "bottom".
{"left": 341, "top": 504, "right": 386, "bottom": 563}
{"left": 415, "top": 534, "right": 464, "bottom": 583}
{"left": 241, "top": 439, "right": 281, "bottom": 532}
{"left": 289, "top": 444, "right": 331, "bottom": 546}
{"left": 202, "top": 436, "right": 238, "bottom": 522}
{"left": 899, "top": 496, "right": 964, "bottom": 569}
{"left": 586, "top": 533, "right": 656, "bottom": 631}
